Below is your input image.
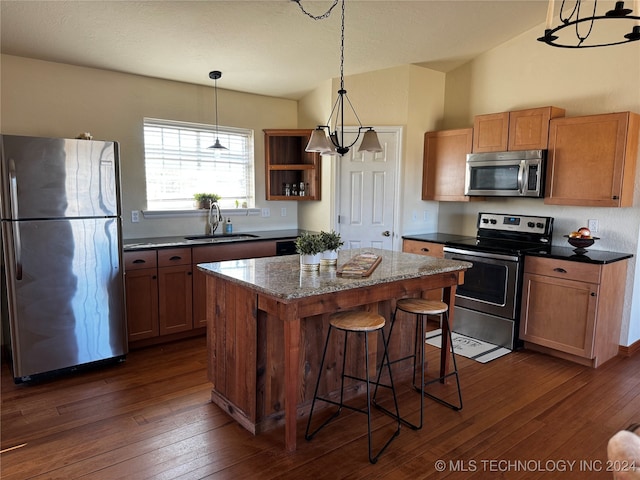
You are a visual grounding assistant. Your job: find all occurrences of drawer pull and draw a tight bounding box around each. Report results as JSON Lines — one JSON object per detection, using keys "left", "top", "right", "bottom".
{"left": 421, "top": 247, "right": 430, "bottom": 252}
{"left": 169, "top": 255, "right": 182, "bottom": 261}
{"left": 132, "top": 259, "right": 146, "bottom": 264}
{"left": 553, "top": 267, "right": 567, "bottom": 273}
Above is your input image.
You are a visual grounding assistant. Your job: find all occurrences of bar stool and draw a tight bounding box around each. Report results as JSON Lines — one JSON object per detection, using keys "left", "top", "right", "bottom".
{"left": 304, "top": 310, "right": 401, "bottom": 464}
{"left": 374, "top": 298, "right": 462, "bottom": 431}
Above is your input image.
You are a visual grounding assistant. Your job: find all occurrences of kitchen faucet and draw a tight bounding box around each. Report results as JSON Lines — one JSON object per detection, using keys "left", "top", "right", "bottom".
{"left": 208, "top": 201, "right": 222, "bottom": 235}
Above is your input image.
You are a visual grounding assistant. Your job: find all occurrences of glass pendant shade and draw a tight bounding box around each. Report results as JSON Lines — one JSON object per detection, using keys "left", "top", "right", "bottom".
{"left": 306, "top": 128, "right": 333, "bottom": 153}
{"left": 358, "top": 129, "right": 383, "bottom": 153}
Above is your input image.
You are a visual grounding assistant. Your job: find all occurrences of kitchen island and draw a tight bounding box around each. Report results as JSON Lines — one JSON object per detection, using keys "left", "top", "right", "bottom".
{"left": 198, "top": 248, "right": 471, "bottom": 451}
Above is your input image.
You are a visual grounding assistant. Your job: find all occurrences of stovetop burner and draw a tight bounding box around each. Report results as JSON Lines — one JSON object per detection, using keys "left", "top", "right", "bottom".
{"left": 445, "top": 212, "right": 554, "bottom": 256}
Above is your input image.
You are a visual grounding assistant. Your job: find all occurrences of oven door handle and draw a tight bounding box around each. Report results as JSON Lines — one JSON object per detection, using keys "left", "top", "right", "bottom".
{"left": 443, "top": 246, "right": 519, "bottom": 262}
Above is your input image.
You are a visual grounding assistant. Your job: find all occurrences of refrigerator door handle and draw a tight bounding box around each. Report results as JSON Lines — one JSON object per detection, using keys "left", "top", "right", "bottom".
{"left": 8, "top": 160, "right": 23, "bottom": 280}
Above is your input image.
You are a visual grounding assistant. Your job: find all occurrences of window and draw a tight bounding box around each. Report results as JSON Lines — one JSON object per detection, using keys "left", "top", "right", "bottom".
{"left": 143, "top": 118, "right": 254, "bottom": 210}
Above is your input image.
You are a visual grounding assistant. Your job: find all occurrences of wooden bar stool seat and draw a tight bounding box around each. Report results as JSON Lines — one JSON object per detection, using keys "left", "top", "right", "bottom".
{"left": 374, "top": 298, "right": 462, "bottom": 431}
{"left": 305, "top": 310, "right": 401, "bottom": 464}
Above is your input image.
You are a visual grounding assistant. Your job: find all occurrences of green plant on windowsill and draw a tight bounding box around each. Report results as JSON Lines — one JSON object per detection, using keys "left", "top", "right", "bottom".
{"left": 193, "top": 193, "right": 221, "bottom": 209}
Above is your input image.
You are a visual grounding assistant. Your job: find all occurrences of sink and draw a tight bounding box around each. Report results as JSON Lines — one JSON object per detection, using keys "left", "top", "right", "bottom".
{"left": 184, "top": 234, "right": 259, "bottom": 243}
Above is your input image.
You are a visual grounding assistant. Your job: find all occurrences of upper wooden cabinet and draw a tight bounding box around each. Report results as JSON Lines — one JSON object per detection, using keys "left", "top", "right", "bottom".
{"left": 545, "top": 111, "right": 640, "bottom": 207}
{"left": 422, "top": 128, "right": 481, "bottom": 202}
{"left": 264, "top": 129, "right": 321, "bottom": 201}
{"left": 472, "top": 106, "right": 565, "bottom": 152}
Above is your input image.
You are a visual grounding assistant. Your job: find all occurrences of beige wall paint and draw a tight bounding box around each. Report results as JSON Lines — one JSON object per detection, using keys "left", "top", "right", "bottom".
{"left": 297, "top": 65, "right": 447, "bottom": 238}
{"left": 297, "top": 78, "right": 333, "bottom": 233}
{"left": 1, "top": 54, "right": 301, "bottom": 238}
{"left": 441, "top": 23, "right": 640, "bottom": 346}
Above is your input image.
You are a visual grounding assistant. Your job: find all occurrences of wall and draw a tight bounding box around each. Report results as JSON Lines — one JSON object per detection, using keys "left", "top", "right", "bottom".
{"left": 440, "top": 23, "right": 640, "bottom": 346}
{"left": 0, "top": 54, "right": 301, "bottom": 238}
{"left": 298, "top": 64, "right": 447, "bottom": 241}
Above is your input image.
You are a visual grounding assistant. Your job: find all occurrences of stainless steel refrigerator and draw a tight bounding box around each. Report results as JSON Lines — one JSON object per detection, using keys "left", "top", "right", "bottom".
{"left": 0, "top": 134, "right": 127, "bottom": 383}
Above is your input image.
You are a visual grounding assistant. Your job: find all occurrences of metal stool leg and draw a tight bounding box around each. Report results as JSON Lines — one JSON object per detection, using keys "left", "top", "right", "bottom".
{"left": 306, "top": 323, "right": 400, "bottom": 463}
{"left": 422, "top": 311, "right": 463, "bottom": 411}
{"left": 373, "top": 306, "right": 424, "bottom": 430}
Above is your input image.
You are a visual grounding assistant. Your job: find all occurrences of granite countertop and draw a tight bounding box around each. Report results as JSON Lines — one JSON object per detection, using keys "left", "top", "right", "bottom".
{"left": 123, "top": 229, "right": 306, "bottom": 251}
{"left": 525, "top": 246, "right": 633, "bottom": 264}
{"left": 402, "top": 233, "right": 633, "bottom": 264}
{"left": 197, "top": 247, "right": 472, "bottom": 301}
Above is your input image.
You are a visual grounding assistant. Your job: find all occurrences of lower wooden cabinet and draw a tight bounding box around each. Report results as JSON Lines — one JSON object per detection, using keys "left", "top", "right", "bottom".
{"left": 519, "top": 256, "right": 628, "bottom": 367}
{"left": 124, "top": 250, "right": 159, "bottom": 342}
{"left": 125, "top": 240, "right": 283, "bottom": 346}
{"left": 402, "top": 239, "right": 444, "bottom": 300}
{"left": 157, "top": 248, "right": 193, "bottom": 335}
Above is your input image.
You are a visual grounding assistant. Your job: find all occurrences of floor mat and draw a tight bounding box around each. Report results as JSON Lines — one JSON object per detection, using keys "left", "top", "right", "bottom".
{"left": 424, "top": 329, "right": 511, "bottom": 363}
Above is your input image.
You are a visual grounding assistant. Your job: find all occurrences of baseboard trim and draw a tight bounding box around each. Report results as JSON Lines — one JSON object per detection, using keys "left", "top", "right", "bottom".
{"left": 618, "top": 339, "right": 640, "bottom": 357}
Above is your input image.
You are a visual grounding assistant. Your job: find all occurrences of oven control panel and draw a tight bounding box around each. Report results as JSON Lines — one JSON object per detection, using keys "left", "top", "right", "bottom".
{"left": 477, "top": 213, "right": 553, "bottom": 236}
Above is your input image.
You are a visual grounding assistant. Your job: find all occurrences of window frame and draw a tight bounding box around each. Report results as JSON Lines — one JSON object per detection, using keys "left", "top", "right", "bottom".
{"left": 142, "top": 117, "right": 255, "bottom": 214}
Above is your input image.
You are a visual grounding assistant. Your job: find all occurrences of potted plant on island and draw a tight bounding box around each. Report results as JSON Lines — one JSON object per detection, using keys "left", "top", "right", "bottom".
{"left": 319, "top": 230, "right": 343, "bottom": 266}
{"left": 193, "top": 193, "right": 221, "bottom": 209}
{"left": 295, "top": 232, "right": 324, "bottom": 271}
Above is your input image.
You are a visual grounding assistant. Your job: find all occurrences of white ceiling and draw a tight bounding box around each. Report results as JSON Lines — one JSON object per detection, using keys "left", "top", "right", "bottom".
{"left": 0, "top": 0, "right": 549, "bottom": 100}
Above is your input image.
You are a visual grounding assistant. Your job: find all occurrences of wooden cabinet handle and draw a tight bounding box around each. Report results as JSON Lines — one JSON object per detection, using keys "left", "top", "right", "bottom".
{"left": 132, "top": 259, "right": 146, "bottom": 264}
{"left": 553, "top": 267, "right": 567, "bottom": 273}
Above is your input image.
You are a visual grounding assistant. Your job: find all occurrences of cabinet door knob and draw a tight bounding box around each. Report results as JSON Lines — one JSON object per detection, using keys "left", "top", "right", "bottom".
{"left": 421, "top": 247, "right": 430, "bottom": 252}
{"left": 382, "top": 231, "right": 391, "bottom": 237}
{"left": 590, "top": 292, "right": 596, "bottom": 297}
{"left": 612, "top": 195, "right": 619, "bottom": 200}
{"left": 553, "top": 267, "right": 567, "bottom": 273}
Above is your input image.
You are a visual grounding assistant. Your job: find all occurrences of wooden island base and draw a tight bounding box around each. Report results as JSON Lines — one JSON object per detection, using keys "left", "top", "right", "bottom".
{"left": 202, "top": 250, "right": 469, "bottom": 451}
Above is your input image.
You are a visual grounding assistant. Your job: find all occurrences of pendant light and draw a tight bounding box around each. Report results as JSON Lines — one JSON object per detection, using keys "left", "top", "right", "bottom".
{"left": 208, "top": 70, "right": 227, "bottom": 152}
{"left": 538, "top": 0, "right": 640, "bottom": 48}
{"left": 293, "top": 0, "right": 383, "bottom": 156}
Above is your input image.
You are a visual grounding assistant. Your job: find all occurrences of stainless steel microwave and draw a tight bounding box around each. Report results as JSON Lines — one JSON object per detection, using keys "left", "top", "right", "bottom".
{"left": 465, "top": 149, "right": 545, "bottom": 197}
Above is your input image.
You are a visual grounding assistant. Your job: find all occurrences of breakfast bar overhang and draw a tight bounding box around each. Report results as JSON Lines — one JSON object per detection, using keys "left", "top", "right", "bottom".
{"left": 198, "top": 248, "right": 471, "bottom": 451}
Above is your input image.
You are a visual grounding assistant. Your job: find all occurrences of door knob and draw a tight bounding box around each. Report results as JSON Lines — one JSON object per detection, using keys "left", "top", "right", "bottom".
{"left": 382, "top": 231, "right": 390, "bottom": 237}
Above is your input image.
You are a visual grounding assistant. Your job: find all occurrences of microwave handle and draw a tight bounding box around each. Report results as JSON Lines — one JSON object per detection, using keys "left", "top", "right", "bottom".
{"left": 518, "top": 161, "right": 526, "bottom": 195}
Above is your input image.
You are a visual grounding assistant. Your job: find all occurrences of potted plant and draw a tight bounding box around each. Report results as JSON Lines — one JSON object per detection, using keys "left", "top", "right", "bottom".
{"left": 295, "top": 232, "right": 324, "bottom": 271}
{"left": 319, "top": 230, "right": 343, "bottom": 266}
{"left": 193, "top": 193, "right": 221, "bottom": 209}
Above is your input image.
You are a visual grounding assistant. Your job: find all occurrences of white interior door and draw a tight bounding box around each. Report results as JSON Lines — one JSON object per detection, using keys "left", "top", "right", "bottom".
{"left": 336, "top": 126, "right": 401, "bottom": 250}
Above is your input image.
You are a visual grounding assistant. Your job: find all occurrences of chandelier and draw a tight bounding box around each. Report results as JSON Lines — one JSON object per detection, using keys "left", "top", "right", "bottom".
{"left": 538, "top": 0, "right": 640, "bottom": 48}
{"left": 293, "top": 0, "right": 382, "bottom": 156}
{"left": 208, "top": 70, "right": 227, "bottom": 152}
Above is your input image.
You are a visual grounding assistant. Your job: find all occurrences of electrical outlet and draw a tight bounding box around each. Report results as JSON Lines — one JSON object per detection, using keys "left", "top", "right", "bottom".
{"left": 261, "top": 207, "right": 270, "bottom": 218}
{"left": 588, "top": 219, "right": 598, "bottom": 233}
{"left": 131, "top": 210, "right": 140, "bottom": 223}
{"left": 281, "top": 207, "right": 287, "bottom": 217}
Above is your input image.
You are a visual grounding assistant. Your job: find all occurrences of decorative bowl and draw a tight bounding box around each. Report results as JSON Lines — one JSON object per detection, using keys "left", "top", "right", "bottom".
{"left": 564, "top": 235, "right": 598, "bottom": 251}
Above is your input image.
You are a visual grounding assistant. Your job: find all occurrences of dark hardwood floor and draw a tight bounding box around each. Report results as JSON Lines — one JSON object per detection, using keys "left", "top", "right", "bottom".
{"left": 2, "top": 335, "right": 638, "bottom": 479}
